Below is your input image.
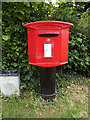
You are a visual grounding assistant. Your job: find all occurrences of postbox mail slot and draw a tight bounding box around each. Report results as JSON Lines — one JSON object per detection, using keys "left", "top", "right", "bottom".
{"left": 38, "top": 31, "right": 59, "bottom": 36}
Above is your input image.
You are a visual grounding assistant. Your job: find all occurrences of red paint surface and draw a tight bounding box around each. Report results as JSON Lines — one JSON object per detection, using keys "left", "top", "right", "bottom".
{"left": 24, "top": 21, "right": 73, "bottom": 67}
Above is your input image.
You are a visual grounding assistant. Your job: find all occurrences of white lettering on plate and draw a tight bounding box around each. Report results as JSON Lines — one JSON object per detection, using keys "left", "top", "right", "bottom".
{"left": 44, "top": 44, "right": 52, "bottom": 57}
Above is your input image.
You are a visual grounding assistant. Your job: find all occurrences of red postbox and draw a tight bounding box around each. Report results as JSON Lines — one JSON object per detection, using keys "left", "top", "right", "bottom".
{"left": 24, "top": 21, "right": 73, "bottom": 99}
{"left": 24, "top": 21, "right": 73, "bottom": 67}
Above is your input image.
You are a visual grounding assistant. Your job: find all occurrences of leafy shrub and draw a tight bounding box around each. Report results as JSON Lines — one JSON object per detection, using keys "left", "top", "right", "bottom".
{"left": 2, "top": 2, "right": 89, "bottom": 90}
{"left": 78, "top": 10, "right": 89, "bottom": 37}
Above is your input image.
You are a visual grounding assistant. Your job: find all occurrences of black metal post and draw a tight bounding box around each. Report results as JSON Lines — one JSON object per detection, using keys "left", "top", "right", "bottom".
{"left": 39, "top": 67, "right": 56, "bottom": 100}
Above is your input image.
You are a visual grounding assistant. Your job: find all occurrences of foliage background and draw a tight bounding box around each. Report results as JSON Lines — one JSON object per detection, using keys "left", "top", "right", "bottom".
{"left": 2, "top": 2, "right": 89, "bottom": 90}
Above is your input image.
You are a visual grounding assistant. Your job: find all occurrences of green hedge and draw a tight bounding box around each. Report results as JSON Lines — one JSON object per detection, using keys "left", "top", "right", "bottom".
{"left": 2, "top": 2, "right": 89, "bottom": 90}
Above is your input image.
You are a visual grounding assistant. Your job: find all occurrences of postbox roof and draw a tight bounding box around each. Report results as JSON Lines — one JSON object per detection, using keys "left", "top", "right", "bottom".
{"left": 23, "top": 21, "right": 73, "bottom": 29}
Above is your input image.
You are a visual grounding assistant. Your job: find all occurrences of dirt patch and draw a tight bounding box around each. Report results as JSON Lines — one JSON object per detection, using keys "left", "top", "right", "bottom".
{"left": 51, "top": 109, "right": 56, "bottom": 114}
{"left": 79, "top": 111, "right": 88, "bottom": 118}
{"left": 70, "top": 84, "right": 88, "bottom": 100}
{"left": 65, "top": 84, "right": 88, "bottom": 112}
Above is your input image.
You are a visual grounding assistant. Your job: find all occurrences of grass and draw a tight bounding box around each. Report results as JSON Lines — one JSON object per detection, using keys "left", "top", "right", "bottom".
{"left": 1, "top": 73, "right": 89, "bottom": 119}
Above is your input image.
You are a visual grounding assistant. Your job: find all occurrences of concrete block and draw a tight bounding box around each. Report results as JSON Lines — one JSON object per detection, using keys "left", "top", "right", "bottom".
{"left": 0, "top": 71, "right": 20, "bottom": 96}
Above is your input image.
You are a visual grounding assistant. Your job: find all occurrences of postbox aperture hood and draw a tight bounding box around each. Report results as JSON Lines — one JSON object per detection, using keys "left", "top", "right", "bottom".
{"left": 23, "top": 21, "right": 74, "bottom": 29}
